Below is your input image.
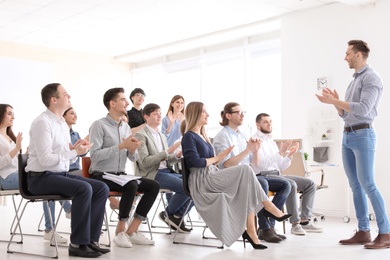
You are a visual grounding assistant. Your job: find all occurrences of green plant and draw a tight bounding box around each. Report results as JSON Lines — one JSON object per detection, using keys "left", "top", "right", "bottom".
{"left": 304, "top": 152, "right": 309, "bottom": 161}
{"left": 322, "top": 134, "right": 327, "bottom": 138}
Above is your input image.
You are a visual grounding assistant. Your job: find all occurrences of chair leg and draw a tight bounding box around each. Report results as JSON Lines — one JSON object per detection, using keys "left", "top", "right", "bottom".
{"left": 173, "top": 200, "right": 224, "bottom": 249}
{"left": 101, "top": 209, "right": 112, "bottom": 247}
{"left": 8, "top": 200, "right": 60, "bottom": 259}
{"left": 149, "top": 191, "right": 173, "bottom": 234}
{"left": 1, "top": 195, "right": 23, "bottom": 243}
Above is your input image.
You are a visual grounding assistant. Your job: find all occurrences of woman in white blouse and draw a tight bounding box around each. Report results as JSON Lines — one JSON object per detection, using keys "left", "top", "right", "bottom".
{"left": 0, "top": 104, "right": 22, "bottom": 190}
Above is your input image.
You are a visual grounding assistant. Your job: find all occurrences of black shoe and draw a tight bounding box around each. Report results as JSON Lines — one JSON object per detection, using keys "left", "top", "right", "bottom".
{"left": 258, "top": 229, "right": 282, "bottom": 243}
{"left": 242, "top": 231, "right": 268, "bottom": 249}
{"left": 88, "top": 242, "right": 110, "bottom": 254}
{"left": 158, "top": 211, "right": 176, "bottom": 230}
{"left": 68, "top": 244, "right": 102, "bottom": 258}
{"left": 271, "top": 227, "right": 286, "bottom": 240}
{"left": 167, "top": 214, "right": 191, "bottom": 233}
{"left": 263, "top": 210, "right": 292, "bottom": 222}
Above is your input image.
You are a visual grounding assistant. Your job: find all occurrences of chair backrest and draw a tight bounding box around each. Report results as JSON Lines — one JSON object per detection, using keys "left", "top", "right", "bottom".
{"left": 178, "top": 158, "right": 191, "bottom": 198}
{"left": 274, "top": 138, "right": 306, "bottom": 177}
{"left": 17, "top": 153, "right": 33, "bottom": 198}
{"left": 81, "top": 157, "right": 91, "bottom": 178}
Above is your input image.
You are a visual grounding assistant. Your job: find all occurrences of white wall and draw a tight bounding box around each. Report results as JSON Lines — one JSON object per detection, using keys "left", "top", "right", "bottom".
{"left": 0, "top": 41, "right": 132, "bottom": 149}
{"left": 281, "top": 0, "right": 390, "bottom": 219}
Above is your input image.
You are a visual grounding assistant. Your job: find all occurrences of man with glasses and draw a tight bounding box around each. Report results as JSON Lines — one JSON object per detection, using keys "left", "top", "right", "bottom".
{"left": 127, "top": 88, "right": 146, "bottom": 134}
{"left": 251, "top": 113, "right": 323, "bottom": 236}
{"left": 213, "top": 102, "right": 291, "bottom": 243}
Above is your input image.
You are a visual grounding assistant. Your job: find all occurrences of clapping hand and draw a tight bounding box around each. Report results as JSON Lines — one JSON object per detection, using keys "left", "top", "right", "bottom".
{"left": 122, "top": 135, "right": 143, "bottom": 154}
{"left": 247, "top": 137, "right": 261, "bottom": 153}
{"left": 287, "top": 142, "right": 300, "bottom": 158}
{"left": 215, "top": 145, "right": 234, "bottom": 165}
{"left": 71, "top": 138, "right": 93, "bottom": 155}
{"left": 316, "top": 88, "right": 339, "bottom": 104}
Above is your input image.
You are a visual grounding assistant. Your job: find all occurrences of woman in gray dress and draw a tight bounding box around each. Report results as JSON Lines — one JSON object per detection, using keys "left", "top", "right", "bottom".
{"left": 181, "top": 102, "right": 290, "bottom": 249}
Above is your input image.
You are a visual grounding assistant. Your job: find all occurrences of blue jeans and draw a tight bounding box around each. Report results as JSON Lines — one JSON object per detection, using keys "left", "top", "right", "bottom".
{"left": 256, "top": 175, "right": 291, "bottom": 230}
{"left": 342, "top": 128, "right": 390, "bottom": 234}
{"left": 155, "top": 169, "right": 194, "bottom": 218}
{"left": 0, "top": 172, "right": 18, "bottom": 190}
{"left": 43, "top": 200, "right": 72, "bottom": 231}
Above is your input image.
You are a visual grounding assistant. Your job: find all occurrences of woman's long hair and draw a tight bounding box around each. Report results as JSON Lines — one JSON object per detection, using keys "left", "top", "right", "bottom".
{"left": 0, "top": 104, "right": 16, "bottom": 142}
{"left": 184, "top": 102, "right": 211, "bottom": 144}
{"left": 166, "top": 95, "right": 185, "bottom": 116}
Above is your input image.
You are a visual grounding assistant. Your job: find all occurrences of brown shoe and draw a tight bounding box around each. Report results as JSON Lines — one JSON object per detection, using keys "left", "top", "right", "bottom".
{"left": 259, "top": 229, "right": 282, "bottom": 243}
{"left": 364, "top": 233, "right": 390, "bottom": 249}
{"left": 339, "top": 230, "right": 371, "bottom": 245}
{"left": 271, "top": 227, "right": 286, "bottom": 240}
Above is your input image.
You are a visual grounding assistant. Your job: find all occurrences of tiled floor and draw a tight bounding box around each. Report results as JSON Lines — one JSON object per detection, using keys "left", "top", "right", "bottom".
{"left": 0, "top": 196, "right": 389, "bottom": 260}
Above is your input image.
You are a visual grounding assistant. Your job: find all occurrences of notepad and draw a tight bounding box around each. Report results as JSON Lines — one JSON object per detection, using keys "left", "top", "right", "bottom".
{"left": 102, "top": 173, "right": 141, "bottom": 186}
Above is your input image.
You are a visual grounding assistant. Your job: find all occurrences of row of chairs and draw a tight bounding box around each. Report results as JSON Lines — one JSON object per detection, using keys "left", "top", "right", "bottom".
{"left": 3, "top": 144, "right": 327, "bottom": 256}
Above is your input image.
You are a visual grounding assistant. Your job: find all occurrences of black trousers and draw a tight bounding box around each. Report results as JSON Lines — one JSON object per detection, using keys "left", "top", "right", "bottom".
{"left": 92, "top": 175, "right": 160, "bottom": 221}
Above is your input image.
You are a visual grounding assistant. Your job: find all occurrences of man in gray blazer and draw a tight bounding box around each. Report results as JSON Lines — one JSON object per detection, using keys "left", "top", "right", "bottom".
{"left": 135, "top": 103, "right": 193, "bottom": 233}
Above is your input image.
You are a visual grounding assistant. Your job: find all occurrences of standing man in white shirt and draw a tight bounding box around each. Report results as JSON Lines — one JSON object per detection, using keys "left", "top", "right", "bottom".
{"left": 251, "top": 113, "right": 323, "bottom": 235}
{"left": 26, "top": 83, "right": 110, "bottom": 258}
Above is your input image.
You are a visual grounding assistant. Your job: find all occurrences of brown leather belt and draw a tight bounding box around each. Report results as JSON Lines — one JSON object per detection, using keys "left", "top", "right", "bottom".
{"left": 344, "top": 123, "right": 370, "bottom": 132}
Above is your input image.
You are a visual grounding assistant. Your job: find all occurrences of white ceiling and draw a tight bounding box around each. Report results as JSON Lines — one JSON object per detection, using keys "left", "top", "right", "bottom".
{"left": 0, "top": 0, "right": 374, "bottom": 61}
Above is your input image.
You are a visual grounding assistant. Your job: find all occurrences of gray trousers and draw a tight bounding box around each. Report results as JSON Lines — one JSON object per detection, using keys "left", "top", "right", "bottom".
{"left": 283, "top": 175, "right": 316, "bottom": 223}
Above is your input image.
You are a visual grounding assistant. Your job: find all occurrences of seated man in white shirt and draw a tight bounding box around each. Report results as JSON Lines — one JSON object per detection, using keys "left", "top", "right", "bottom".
{"left": 251, "top": 113, "right": 323, "bottom": 235}
{"left": 26, "top": 83, "right": 109, "bottom": 258}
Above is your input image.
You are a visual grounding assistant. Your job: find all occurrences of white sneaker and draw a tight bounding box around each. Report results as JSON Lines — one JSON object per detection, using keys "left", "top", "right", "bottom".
{"left": 113, "top": 232, "right": 132, "bottom": 248}
{"left": 301, "top": 222, "right": 324, "bottom": 233}
{"left": 43, "top": 230, "right": 68, "bottom": 244}
{"left": 128, "top": 232, "right": 155, "bottom": 245}
{"left": 291, "top": 224, "right": 306, "bottom": 235}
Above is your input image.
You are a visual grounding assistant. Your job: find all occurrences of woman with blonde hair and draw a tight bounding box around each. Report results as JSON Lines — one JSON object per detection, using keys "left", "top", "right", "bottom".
{"left": 161, "top": 95, "right": 185, "bottom": 147}
{"left": 181, "top": 101, "right": 291, "bottom": 249}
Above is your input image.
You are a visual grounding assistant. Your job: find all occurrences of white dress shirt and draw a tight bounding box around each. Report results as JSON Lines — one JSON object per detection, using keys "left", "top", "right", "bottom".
{"left": 0, "top": 134, "right": 18, "bottom": 179}
{"left": 26, "top": 109, "right": 77, "bottom": 173}
{"left": 251, "top": 130, "right": 291, "bottom": 174}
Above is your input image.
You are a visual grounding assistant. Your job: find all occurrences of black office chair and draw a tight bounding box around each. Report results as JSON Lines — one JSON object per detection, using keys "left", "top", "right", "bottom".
{"left": 172, "top": 158, "right": 224, "bottom": 249}
{"left": 7, "top": 154, "right": 72, "bottom": 259}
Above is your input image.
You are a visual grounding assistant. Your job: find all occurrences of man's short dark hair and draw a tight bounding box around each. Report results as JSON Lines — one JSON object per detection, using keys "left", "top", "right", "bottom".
{"left": 103, "top": 88, "right": 125, "bottom": 110}
{"left": 255, "top": 113, "right": 270, "bottom": 123}
{"left": 41, "top": 83, "right": 61, "bottom": 108}
{"left": 143, "top": 103, "right": 160, "bottom": 116}
{"left": 129, "top": 88, "right": 146, "bottom": 104}
{"left": 348, "top": 40, "right": 370, "bottom": 59}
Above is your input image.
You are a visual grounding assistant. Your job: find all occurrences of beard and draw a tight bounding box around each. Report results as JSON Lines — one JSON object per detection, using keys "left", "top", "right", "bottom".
{"left": 260, "top": 126, "right": 272, "bottom": 134}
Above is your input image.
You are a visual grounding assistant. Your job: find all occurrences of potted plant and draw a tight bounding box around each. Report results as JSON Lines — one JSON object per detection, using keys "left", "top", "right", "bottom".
{"left": 321, "top": 134, "right": 327, "bottom": 140}
{"left": 304, "top": 152, "right": 309, "bottom": 161}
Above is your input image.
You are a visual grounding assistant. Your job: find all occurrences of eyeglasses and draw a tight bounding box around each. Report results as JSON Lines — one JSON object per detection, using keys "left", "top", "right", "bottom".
{"left": 230, "top": 111, "right": 246, "bottom": 116}
{"left": 134, "top": 93, "right": 145, "bottom": 98}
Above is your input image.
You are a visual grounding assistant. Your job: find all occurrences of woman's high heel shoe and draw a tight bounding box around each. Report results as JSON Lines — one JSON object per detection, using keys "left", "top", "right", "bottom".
{"left": 263, "top": 210, "right": 292, "bottom": 222}
{"left": 242, "top": 231, "right": 267, "bottom": 250}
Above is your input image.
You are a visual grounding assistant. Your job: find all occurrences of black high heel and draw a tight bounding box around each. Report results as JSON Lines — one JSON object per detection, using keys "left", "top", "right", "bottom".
{"left": 263, "top": 210, "right": 292, "bottom": 222}
{"left": 242, "top": 230, "right": 267, "bottom": 250}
